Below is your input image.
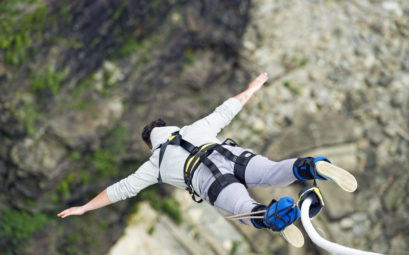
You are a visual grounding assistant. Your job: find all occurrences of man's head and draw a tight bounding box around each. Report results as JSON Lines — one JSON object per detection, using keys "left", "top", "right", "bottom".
{"left": 141, "top": 118, "right": 167, "bottom": 149}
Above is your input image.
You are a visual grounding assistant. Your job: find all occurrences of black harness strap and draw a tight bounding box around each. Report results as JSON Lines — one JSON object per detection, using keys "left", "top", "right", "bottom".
{"left": 207, "top": 174, "right": 240, "bottom": 205}
{"left": 213, "top": 146, "right": 248, "bottom": 165}
{"left": 211, "top": 145, "right": 256, "bottom": 188}
{"left": 158, "top": 139, "right": 173, "bottom": 184}
{"left": 233, "top": 151, "right": 256, "bottom": 188}
{"left": 157, "top": 132, "right": 197, "bottom": 184}
{"left": 203, "top": 157, "right": 240, "bottom": 204}
{"left": 172, "top": 135, "right": 197, "bottom": 154}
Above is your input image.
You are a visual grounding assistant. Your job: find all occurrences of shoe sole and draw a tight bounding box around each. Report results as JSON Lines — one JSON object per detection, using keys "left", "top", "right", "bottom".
{"left": 316, "top": 161, "right": 358, "bottom": 192}
{"left": 280, "top": 224, "right": 304, "bottom": 248}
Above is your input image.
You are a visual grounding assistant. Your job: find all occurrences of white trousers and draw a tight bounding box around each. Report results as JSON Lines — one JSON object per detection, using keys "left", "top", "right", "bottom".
{"left": 196, "top": 145, "right": 297, "bottom": 225}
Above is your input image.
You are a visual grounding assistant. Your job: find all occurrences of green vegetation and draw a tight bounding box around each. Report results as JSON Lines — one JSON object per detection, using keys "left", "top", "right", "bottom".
{"left": 91, "top": 150, "right": 119, "bottom": 178}
{"left": 57, "top": 172, "right": 74, "bottom": 199}
{"left": 10, "top": 66, "right": 67, "bottom": 136}
{"left": 56, "top": 150, "right": 118, "bottom": 199}
{"left": 49, "top": 193, "right": 59, "bottom": 204}
{"left": 285, "top": 56, "right": 309, "bottom": 69}
{"left": 139, "top": 186, "right": 184, "bottom": 225}
{"left": 32, "top": 66, "right": 68, "bottom": 96}
{"left": 71, "top": 62, "right": 123, "bottom": 108}
{"left": 24, "top": 104, "right": 42, "bottom": 135}
{"left": 299, "top": 57, "right": 308, "bottom": 67}
{"left": 0, "top": 0, "right": 47, "bottom": 65}
{"left": 111, "top": 1, "right": 129, "bottom": 21}
{"left": 118, "top": 40, "right": 145, "bottom": 58}
{"left": 66, "top": 39, "right": 84, "bottom": 50}
{"left": 59, "top": 0, "right": 73, "bottom": 24}
{"left": 104, "top": 124, "right": 129, "bottom": 155}
{"left": 0, "top": 0, "right": 77, "bottom": 67}
{"left": 90, "top": 37, "right": 101, "bottom": 50}
{"left": 73, "top": 74, "right": 97, "bottom": 99}
{"left": 69, "top": 151, "right": 81, "bottom": 161}
{"left": 116, "top": 28, "right": 168, "bottom": 61}
{"left": 10, "top": 99, "right": 43, "bottom": 135}
{"left": 290, "top": 56, "right": 308, "bottom": 67}
{"left": 184, "top": 48, "right": 196, "bottom": 64}
{"left": 73, "top": 215, "right": 102, "bottom": 249}
{"left": 0, "top": 209, "right": 50, "bottom": 252}
{"left": 229, "top": 241, "right": 240, "bottom": 255}
{"left": 283, "top": 80, "right": 302, "bottom": 96}
{"left": 161, "top": 198, "right": 183, "bottom": 224}
{"left": 87, "top": 124, "right": 129, "bottom": 178}
{"left": 147, "top": 225, "right": 156, "bottom": 235}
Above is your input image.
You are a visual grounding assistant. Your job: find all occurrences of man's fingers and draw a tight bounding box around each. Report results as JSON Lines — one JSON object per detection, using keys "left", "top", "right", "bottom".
{"left": 255, "top": 72, "right": 268, "bottom": 82}
{"left": 57, "top": 210, "right": 65, "bottom": 217}
{"left": 57, "top": 208, "right": 72, "bottom": 218}
{"left": 57, "top": 207, "right": 85, "bottom": 218}
{"left": 57, "top": 210, "right": 67, "bottom": 218}
{"left": 250, "top": 72, "right": 269, "bottom": 90}
{"left": 258, "top": 72, "right": 268, "bottom": 81}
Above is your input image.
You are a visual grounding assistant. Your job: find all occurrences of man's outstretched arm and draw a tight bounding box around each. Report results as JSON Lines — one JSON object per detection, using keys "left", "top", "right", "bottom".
{"left": 57, "top": 161, "right": 157, "bottom": 218}
{"left": 234, "top": 72, "right": 268, "bottom": 106}
{"left": 57, "top": 189, "right": 112, "bottom": 218}
{"left": 183, "top": 73, "right": 269, "bottom": 137}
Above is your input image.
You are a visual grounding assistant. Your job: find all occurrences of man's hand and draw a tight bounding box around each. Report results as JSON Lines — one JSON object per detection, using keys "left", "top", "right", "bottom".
{"left": 57, "top": 206, "right": 86, "bottom": 218}
{"left": 234, "top": 72, "right": 269, "bottom": 106}
{"left": 248, "top": 72, "right": 268, "bottom": 93}
{"left": 57, "top": 189, "right": 112, "bottom": 219}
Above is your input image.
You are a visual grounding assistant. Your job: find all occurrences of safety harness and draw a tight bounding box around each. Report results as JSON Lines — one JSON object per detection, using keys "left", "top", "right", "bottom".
{"left": 157, "top": 131, "right": 256, "bottom": 205}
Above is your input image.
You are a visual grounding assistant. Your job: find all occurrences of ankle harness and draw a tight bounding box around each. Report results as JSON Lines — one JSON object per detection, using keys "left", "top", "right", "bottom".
{"left": 157, "top": 131, "right": 256, "bottom": 205}
{"left": 293, "top": 157, "right": 331, "bottom": 182}
{"left": 293, "top": 157, "right": 327, "bottom": 218}
{"left": 251, "top": 197, "right": 300, "bottom": 231}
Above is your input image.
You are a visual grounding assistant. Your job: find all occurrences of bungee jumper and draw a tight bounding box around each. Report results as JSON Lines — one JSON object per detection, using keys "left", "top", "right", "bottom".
{"left": 58, "top": 73, "right": 358, "bottom": 247}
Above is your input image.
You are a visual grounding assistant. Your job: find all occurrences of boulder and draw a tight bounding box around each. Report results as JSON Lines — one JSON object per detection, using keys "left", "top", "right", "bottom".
{"left": 50, "top": 98, "right": 123, "bottom": 148}
{"left": 10, "top": 137, "right": 67, "bottom": 179}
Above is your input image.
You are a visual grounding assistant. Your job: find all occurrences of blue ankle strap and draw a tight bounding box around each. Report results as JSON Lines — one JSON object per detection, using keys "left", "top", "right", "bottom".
{"left": 311, "top": 157, "right": 331, "bottom": 180}
{"left": 263, "top": 197, "right": 300, "bottom": 232}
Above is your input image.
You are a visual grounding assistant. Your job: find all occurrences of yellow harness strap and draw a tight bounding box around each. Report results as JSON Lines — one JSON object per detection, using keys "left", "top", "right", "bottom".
{"left": 185, "top": 142, "right": 217, "bottom": 175}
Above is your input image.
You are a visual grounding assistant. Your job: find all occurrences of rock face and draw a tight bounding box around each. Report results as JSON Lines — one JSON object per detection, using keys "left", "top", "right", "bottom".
{"left": 224, "top": 0, "right": 409, "bottom": 254}
{"left": 1, "top": 0, "right": 408, "bottom": 254}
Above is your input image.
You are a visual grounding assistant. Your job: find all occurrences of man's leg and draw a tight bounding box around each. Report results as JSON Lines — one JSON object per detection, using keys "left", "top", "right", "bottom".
{"left": 244, "top": 155, "right": 298, "bottom": 188}
{"left": 212, "top": 183, "right": 300, "bottom": 231}
{"left": 196, "top": 163, "right": 260, "bottom": 225}
{"left": 212, "top": 182, "right": 259, "bottom": 225}
{"left": 244, "top": 155, "right": 357, "bottom": 192}
{"left": 196, "top": 159, "right": 300, "bottom": 229}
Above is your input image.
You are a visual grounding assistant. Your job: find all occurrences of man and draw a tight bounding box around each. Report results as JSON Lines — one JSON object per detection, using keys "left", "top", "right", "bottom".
{"left": 58, "top": 73, "right": 356, "bottom": 238}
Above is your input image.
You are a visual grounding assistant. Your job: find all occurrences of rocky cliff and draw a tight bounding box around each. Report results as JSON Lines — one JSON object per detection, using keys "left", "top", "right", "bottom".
{"left": 1, "top": 0, "right": 408, "bottom": 254}
{"left": 0, "top": 0, "right": 251, "bottom": 254}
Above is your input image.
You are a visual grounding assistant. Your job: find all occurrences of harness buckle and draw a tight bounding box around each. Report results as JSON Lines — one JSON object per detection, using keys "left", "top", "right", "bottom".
{"left": 185, "top": 186, "right": 193, "bottom": 195}
{"left": 191, "top": 147, "right": 200, "bottom": 155}
{"left": 186, "top": 186, "right": 203, "bottom": 203}
{"left": 222, "top": 138, "right": 239, "bottom": 147}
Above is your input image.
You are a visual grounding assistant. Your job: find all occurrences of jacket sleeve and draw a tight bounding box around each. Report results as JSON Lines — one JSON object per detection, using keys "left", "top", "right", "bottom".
{"left": 106, "top": 161, "right": 158, "bottom": 203}
{"left": 185, "top": 98, "right": 242, "bottom": 137}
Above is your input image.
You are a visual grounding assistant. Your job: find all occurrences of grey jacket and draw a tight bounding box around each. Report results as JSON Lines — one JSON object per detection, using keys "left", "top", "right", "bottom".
{"left": 106, "top": 98, "right": 242, "bottom": 203}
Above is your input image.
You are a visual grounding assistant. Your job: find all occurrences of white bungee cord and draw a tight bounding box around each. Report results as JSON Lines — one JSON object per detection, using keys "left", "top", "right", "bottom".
{"left": 300, "top": 197, "right": 384, "bottom": 255}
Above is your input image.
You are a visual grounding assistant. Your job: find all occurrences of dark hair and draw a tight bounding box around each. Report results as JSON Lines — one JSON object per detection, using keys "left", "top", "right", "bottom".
{"left": 142, "top": 118, "right": 167, "bottom": 148}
